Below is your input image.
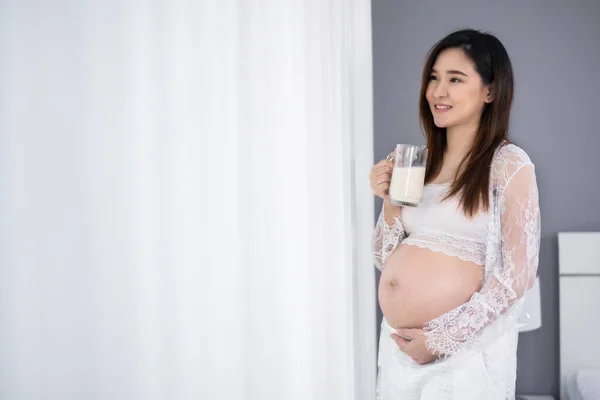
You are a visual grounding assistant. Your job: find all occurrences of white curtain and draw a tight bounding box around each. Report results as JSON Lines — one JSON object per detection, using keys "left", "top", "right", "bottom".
{"left": 0, "top": 1, "right": 375, "bottom": 399}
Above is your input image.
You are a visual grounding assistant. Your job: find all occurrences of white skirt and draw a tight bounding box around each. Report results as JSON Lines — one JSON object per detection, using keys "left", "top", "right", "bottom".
{"left": 376, "top": 317, "right": 519, "bottom": 400}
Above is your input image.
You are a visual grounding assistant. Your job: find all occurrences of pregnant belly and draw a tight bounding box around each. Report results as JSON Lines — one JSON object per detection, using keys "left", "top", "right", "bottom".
{"left": 378, "top": 244, "right": 484, "bottom": 329}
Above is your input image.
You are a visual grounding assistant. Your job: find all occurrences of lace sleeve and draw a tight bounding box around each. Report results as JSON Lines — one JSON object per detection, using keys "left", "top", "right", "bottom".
{"left": 423, "top": 161, "right": 541, "bottom": 356}
{"left": 372, "top": 201, "right": 405, "bottom": 271}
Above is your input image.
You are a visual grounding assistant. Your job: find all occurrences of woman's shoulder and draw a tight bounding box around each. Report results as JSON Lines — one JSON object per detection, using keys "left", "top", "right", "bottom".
{"left": 490, "top": 141, "right": 535, "bottom": 187}
{"left": 492, "top": 141, "right": 533, "bottom": 166}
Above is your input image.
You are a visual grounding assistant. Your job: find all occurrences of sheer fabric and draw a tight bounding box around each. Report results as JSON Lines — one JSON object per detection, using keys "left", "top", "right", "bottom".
{"left": 399, "top": 184, "right": 488, "bottom": 265}
{"left": 402, "top": 232, "right": 486, "bottom": 265}
{"left": 372, "top": 143, "right": 541, "bottom": 357}
{"left": 372, "top": 203, "right": 406, "bottom": 269}
{"left": 376, "top": 317, "right": 518, "bottom": 400}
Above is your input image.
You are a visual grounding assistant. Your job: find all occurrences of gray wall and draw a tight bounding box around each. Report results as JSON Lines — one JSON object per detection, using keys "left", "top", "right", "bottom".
{"left": 372, "top": 0, "right": 600, "bottom": 397}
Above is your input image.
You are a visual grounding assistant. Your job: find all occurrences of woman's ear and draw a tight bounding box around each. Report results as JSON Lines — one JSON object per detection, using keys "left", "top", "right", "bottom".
{"left": 484, "top": 84, "right": 494, "bottom": 103}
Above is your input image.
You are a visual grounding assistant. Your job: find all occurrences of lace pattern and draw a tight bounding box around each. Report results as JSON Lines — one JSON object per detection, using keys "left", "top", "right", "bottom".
{"left": 371, "top": 143, "right": 541, "bottom": 357}
{"left": 372, "top": 202, "right": 405, "bottom": 271}
{"left": 423, "top": 144, "right": 541, "bottom": 356}
{"left": 377, "top": 316, "right": 518, "bottom": 399}
{"left": 402, "top": 232, "right": 486, "bottom": 265}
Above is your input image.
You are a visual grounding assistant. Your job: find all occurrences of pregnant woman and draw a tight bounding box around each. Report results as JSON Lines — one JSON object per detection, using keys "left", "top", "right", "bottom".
{"left": 370, "top": 29, "right": 541, "bottom": 399}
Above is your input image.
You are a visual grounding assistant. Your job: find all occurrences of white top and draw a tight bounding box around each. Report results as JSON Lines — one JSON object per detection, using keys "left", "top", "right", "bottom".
{"left": 400, "top": 184, "right": 488, "bottom": 265}
{"left": 372, "top": 142, "right": 541, "bottom": 365}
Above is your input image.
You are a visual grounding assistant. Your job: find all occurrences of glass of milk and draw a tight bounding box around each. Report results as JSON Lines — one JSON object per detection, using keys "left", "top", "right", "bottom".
{"left": 388, "top": 144, "right": 428, "bottom": 207}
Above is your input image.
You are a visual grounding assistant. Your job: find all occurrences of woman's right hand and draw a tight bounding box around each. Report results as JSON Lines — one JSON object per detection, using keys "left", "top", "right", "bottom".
{"left": 369, "top": 155, "right": 394, "bottom": 200}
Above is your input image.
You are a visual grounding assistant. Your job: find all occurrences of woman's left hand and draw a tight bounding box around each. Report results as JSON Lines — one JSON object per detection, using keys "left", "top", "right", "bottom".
{"left": 391, "top": 328, "right": 439, "bottom": 365}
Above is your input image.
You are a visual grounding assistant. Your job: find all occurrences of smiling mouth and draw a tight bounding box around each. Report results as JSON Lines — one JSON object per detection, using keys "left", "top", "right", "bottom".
{"left": 434, "top": 104, "right": 452, "bottom": 112}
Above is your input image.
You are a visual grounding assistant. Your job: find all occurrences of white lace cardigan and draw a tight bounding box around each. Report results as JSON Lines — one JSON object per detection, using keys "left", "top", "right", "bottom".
{"left": 372, "top": 143, "right": 541, "bottom": 356}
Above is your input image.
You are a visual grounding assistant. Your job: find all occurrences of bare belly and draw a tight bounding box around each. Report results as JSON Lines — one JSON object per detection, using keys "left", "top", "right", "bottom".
{"left": 378, "top": 244, "right": 484, "bottom": 329}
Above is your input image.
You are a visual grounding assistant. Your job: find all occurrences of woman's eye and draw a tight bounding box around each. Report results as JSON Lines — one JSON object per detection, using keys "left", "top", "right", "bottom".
{"left": 429, "top": 75, "right": 437, "bottom": 81}
{"left": 450, "top": 77, "right": 462, "bottom": 83}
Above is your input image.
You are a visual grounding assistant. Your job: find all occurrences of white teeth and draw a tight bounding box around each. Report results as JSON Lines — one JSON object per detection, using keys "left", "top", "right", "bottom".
{"left": 435, "top": 105, "right": 452, "bottom": 109}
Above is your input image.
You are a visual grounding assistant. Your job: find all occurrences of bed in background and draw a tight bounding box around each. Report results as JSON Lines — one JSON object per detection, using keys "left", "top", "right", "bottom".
{"left": 558, "top": 232, "right": 600, "bottom": 400}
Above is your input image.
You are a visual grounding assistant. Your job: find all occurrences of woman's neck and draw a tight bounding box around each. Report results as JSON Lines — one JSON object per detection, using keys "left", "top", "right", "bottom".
{"left": 445, "top": 124, "right": 477, "bottom": 164}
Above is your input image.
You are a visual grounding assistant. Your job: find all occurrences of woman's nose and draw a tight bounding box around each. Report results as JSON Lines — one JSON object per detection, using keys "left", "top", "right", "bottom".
{"left": 432, "top": 81, "right": 448, "bottom": 98}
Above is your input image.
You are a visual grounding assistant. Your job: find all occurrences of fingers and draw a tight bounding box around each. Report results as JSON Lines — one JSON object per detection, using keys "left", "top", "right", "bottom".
{"left": 390, "top": 334, "right": 410, "bottom": 352}
{"left": 370, "top": 159, "right": 394, "bottom": 199}
{"left": 371, "top": 163, "right": 393, "bottom": 179}
{"left": 375, "top": 175, "right": 391, "bottom": 187}
{"left": 372, "top": 182, "right": 391, "bottom": 199}
{"left": 373, "top": 159, "right": 393, "bottom": 173}
{"left": 375, "top": 172, "right": 392, "bottom": 184}
{"left": 396, "top": 328, "right": 424, "bottom": 340}
{"left": 373, "top": 176, "right": 391, "bottom": 191}
{"left": 395, "top": 328, "right": 411, "bottom": 340}
{"left": 376, "top": 167, "right": 392, "bottom": 179}
{"left": 376, "top": 157, "right": 393, "bottom": 167}
{"left": 391, "top": 334, "right": 430, "bottom": 365}
{"left": 392, "top": 329, "right": 436, "bottom": 365}
{"left": 375, "top": 184, "right": 389, "bottom": 197}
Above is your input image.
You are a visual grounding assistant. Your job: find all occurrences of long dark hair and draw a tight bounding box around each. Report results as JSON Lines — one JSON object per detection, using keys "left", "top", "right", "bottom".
{"left": 419, "top": 29, "right": 514, "bottom": 217}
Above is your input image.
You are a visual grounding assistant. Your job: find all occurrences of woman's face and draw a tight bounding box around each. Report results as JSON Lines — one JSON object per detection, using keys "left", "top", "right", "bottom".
{"left": 425, "top": 47, "right": 492, "bottom": 130}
